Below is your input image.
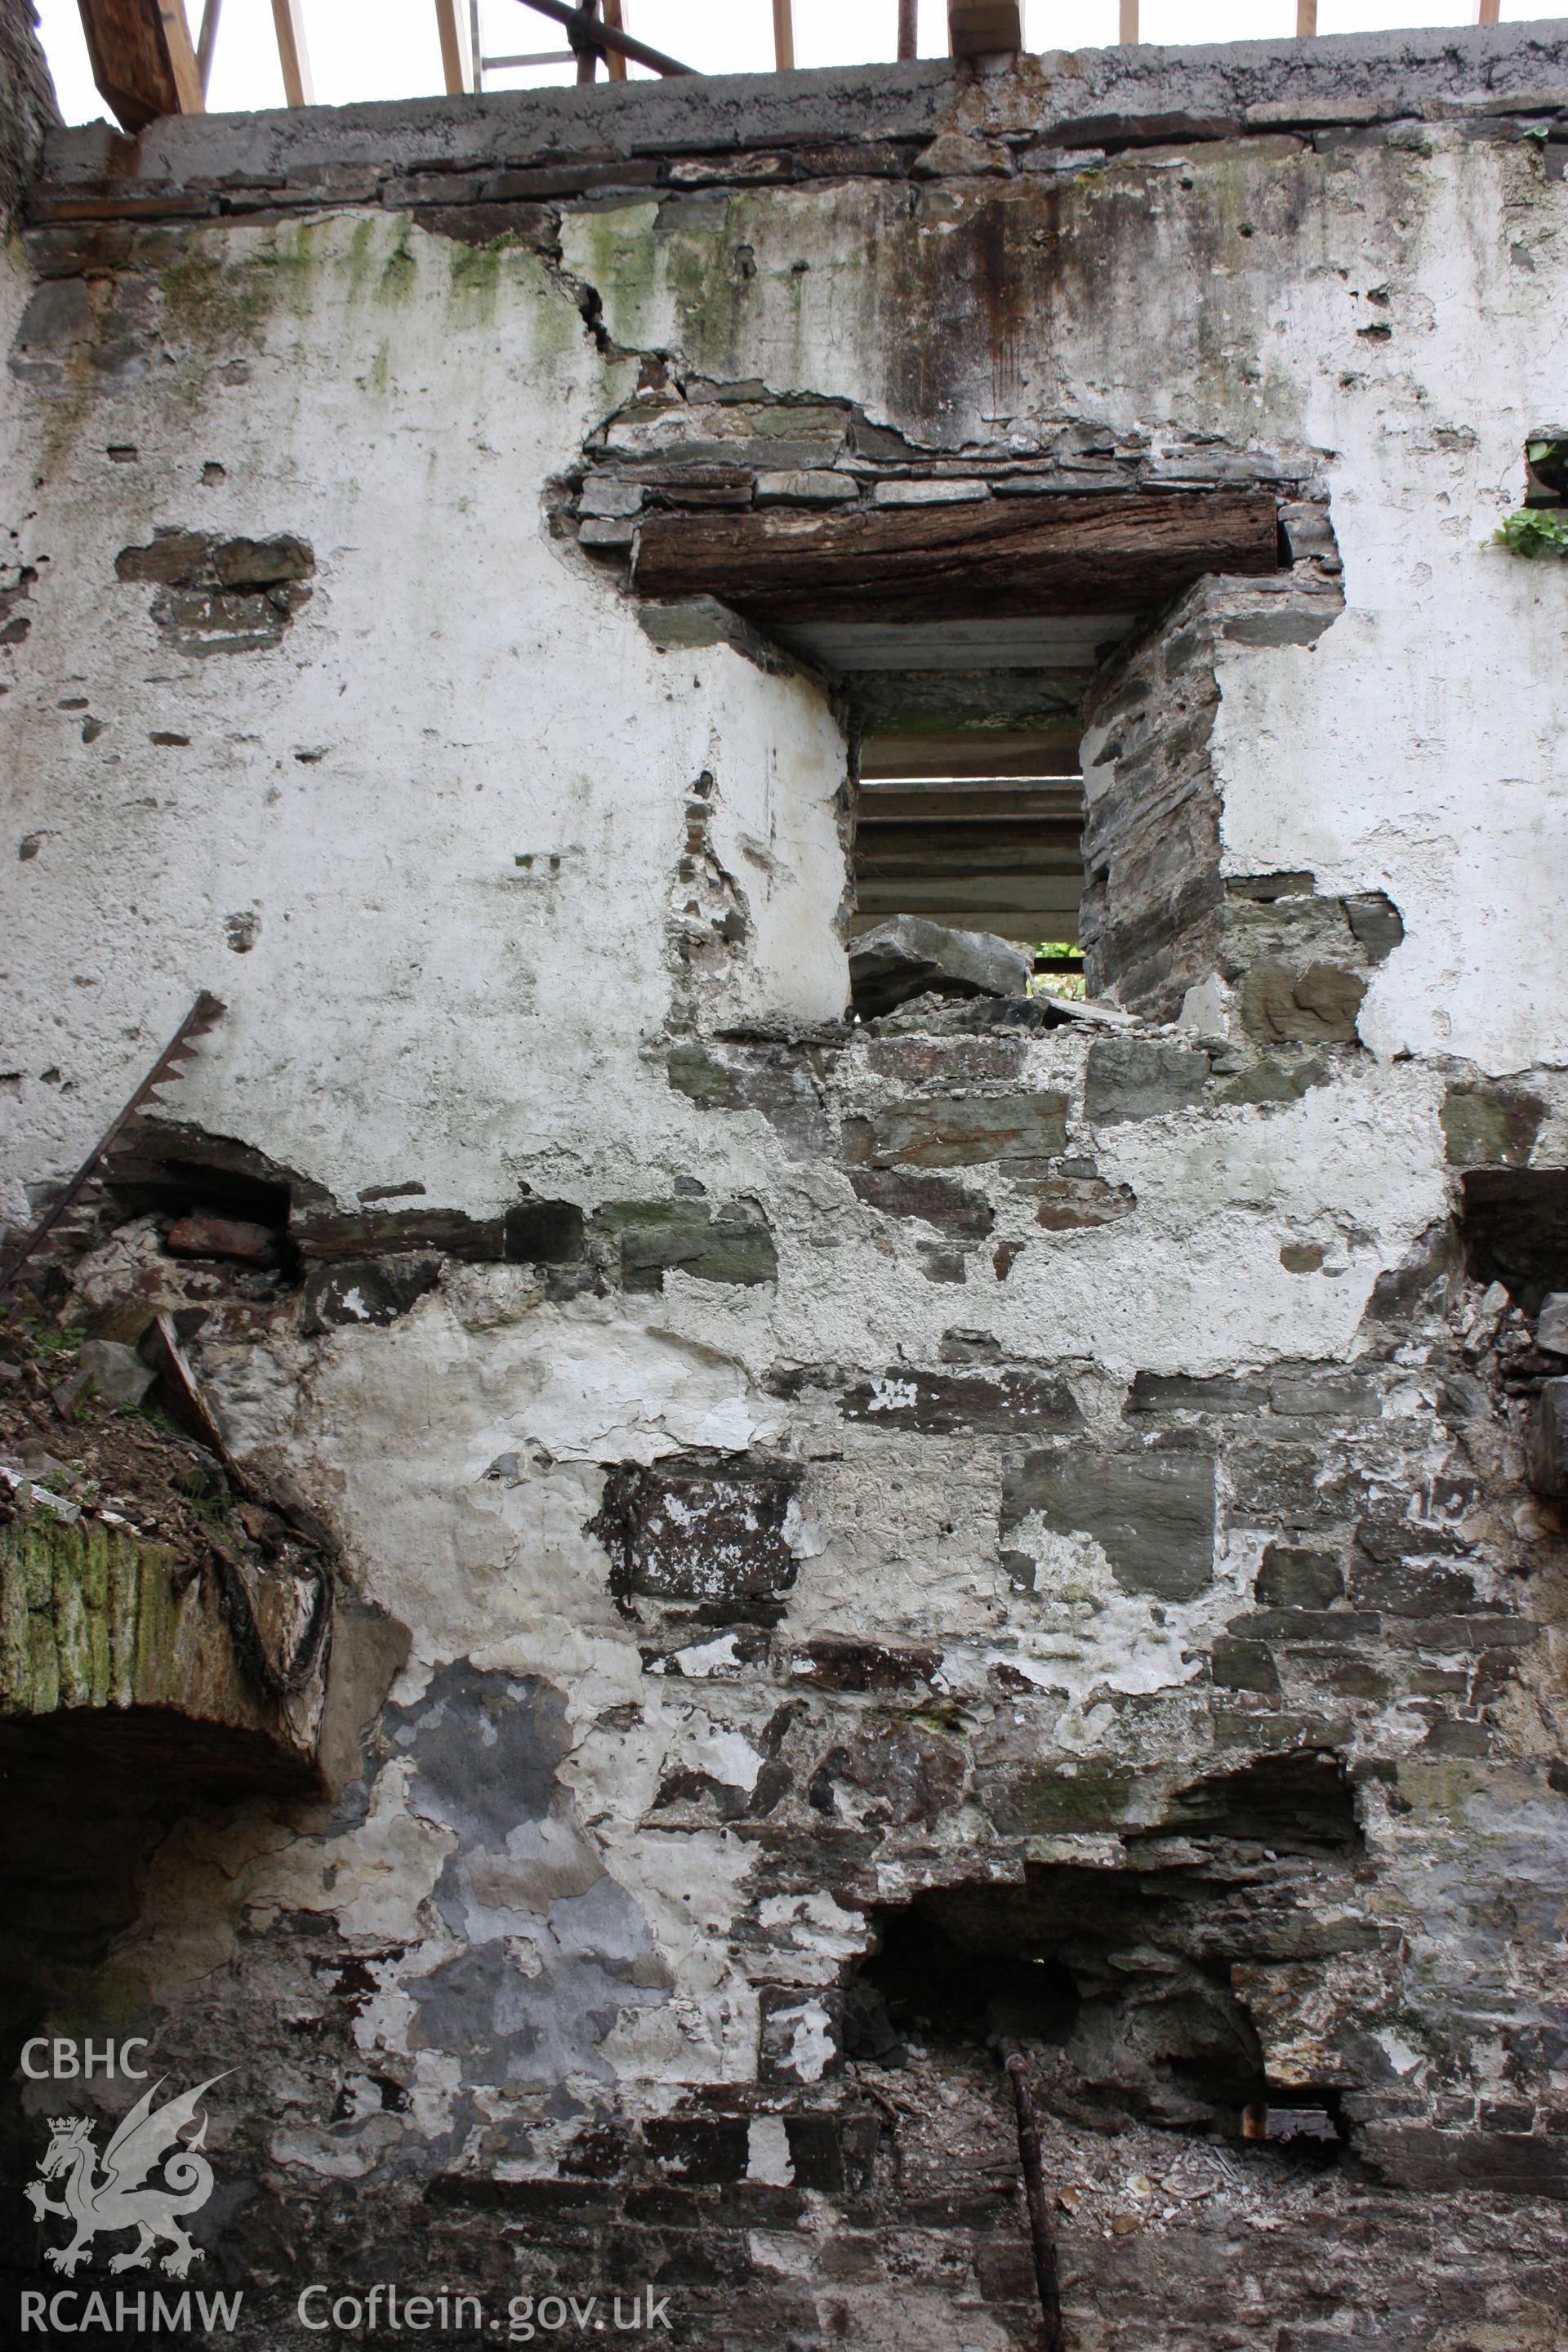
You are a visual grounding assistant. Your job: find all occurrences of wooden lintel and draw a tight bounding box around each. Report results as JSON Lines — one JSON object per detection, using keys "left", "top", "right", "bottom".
{"left": 634, "top": 493, "right": 1282, "bottom": 626}
{"left": 77, "top": 0, "right": 204, "bottom": 132}
{"left": 948, "top": 0, "right": 1022, "bottom": 56}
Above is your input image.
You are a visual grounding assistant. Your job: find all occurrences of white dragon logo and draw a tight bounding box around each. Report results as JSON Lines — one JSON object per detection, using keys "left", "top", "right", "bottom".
{"left": 25, "top": 2075, "right": 226, "bottom": 2279}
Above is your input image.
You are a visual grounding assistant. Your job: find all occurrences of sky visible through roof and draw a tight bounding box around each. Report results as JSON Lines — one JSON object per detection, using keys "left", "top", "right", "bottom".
{"left": 35, "top": 0, "right": 1537, "bottom": 126}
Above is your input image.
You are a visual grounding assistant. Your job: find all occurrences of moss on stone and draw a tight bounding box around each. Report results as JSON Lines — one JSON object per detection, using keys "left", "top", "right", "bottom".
{"left": 0, "top": 1514, "right": 176, "bottom": 1717}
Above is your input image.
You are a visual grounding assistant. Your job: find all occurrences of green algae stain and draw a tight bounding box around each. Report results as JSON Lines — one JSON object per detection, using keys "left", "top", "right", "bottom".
{"left": 376, "top": 218, "right": 418, "bottom": 307}
{"left": 0, "top": 1515, "right": 176, "bottom": 1717}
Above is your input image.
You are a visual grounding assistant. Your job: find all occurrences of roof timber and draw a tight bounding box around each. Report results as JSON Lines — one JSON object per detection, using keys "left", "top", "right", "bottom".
{"left": 634, "top": 493, "right": 1282, "bottom": 627}
{"left": 75, "top": 0, "right": 203, "bottom": 133}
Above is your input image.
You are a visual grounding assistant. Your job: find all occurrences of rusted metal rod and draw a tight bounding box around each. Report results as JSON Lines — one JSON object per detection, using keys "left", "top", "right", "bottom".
{"left": 1000, "top": 2040, "right": 1067, "bottom": 2352}
{"left": 898, "top": 0, "right": 917, "bottom": 59}
{"left": 514, "top": 0, "right": 693, "bottom": 76}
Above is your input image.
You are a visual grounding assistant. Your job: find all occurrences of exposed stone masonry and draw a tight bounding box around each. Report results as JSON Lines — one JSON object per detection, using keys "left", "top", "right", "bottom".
{"left": 2, "top": 20, "right": 1567, "bottom": 2350}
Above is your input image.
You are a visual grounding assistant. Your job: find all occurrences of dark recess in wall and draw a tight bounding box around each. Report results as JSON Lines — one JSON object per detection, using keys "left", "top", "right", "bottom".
{"left": 1461, "top": 1169, "right": 1568, "bottom": 1310}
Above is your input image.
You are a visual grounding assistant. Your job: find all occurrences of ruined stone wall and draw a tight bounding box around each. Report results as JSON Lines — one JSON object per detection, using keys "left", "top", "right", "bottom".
{"left": 1, "top": 27, "right": 1567, "bottom": 2351}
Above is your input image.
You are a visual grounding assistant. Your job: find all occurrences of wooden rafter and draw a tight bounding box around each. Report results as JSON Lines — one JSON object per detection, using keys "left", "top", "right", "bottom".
{"left": 270, "top": 0, "right": 313, "bottom": 106}
{"left": 773, "top": 0, "right": 795, "bottom": 71}
{"left": 514, "top": 0, "right": 693, "bottom": 78}
{"left": 194, "top": 0, "right": 220, "bottom": 93}
{"left": 604, "top": 0, "right": 627, "bottom": 82}
{"left": 434, "top": 0, "right": 467, "bottom": 94}
{"left": 76, "top": 0, "right": 203, "bottom": 132}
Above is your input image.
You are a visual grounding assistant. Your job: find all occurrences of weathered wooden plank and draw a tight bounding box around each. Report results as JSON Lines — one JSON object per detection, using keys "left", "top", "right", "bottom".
{"left": 860, "top": 728, "right": 1083, "bottom": 780}
{"left": 635, "top": 493, "right": 1280, "bottom": 623}
{"left": 858, "top": 839, "right": 1085, "bottom": 881}
{"left": 854, "top": 885, "right": 1082, "bottom": 938}
{"left": 77, "top": 0, "right": 203, "bottom": 131}
{"left": 858, "top": 785, "right": 1084, "bottom": 822}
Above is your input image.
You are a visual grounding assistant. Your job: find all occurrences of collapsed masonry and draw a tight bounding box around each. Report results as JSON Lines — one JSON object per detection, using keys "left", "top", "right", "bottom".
{"left": 2, "top": 11, "right": 1567, "bottom": 2348}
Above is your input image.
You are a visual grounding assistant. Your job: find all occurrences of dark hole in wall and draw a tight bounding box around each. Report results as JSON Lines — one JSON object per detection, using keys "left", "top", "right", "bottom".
{"left": 104, "top": 1127, "right": 310, "bottom": 1287}
{"left": 851, "top": 769, "right": 1087, "bottom": 955}
{"left": 849, "top": 1904, "right": 1080, "bottom": 2064}
{"left": 1460, "top": 1169, "right": 1568, "bottom": 1312}
{"left": 107, "top": 1152, "right": 292, "bottom": 1230}
{"left": 1143, "top": 1749, "right": 1361, "bottom": 1852}
{"left": 847, "top": 1765, "right": 1361, "bottom": 2157}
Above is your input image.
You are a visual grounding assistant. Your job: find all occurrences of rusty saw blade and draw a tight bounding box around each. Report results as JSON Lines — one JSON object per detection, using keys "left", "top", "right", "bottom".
{"left": 0, "top": 991, "right": 227, "bottom": 1298}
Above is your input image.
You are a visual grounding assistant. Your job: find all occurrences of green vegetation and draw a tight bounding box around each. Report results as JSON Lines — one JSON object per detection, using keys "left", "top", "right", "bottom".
{"left": 1031, "top": 940, "right": 1087, "bottom": 1003}
{"left": 1494, "top": 506, "right": 1568, "bottom": 559}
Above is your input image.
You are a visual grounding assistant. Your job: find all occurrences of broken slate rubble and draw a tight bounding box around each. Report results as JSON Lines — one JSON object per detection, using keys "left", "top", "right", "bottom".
{"left": 849, "top": 916, "right": 1031, "bottom": 1020}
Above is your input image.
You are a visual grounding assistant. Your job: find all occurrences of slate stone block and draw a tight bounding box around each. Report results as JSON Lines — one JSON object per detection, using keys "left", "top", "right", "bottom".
{"left": 1084, "top": 1036, "right": 1209, "bottom": 1125}
{"left": 849, "top": 915, "right": 1029, "bottom": 1018}
{"left": 1361, "top": 2126, "right": 1568, "bottom": 2197}
{"left": 839, "top": 1366, "right": 1083, "bottom": 1436}
{"left": 849, "top": 1168, "right": 994, "bottom": 1239}
{"left": 1240, "top": 957, "right": 1366, "bottom": 1045}
{"left": 1343, "top": 889, "right": 1405, "bottom": 964}
{"left": 1257, "top": 1544, "right": 1345, "bottom": 1607}
{"left": 1003, "top": 1444, "right": 1217, "bottom": 1599}
{"left": 1126, "top": 1370, "right": 1269, "bottom": 1415}
{"left": 863, "top": 1092, "right": 1069, "bottom": 1168}
{"left": 595, "top": 1199, "right": 777, "bottom": 1291}
{"left": 1210, "top": 1637, "right": 1281, "bottom": 1695}
{"left": 783, "top": 2115, "right": 844, "bottom": 2190}
{"left": 1036, "top": 1167, "right": 1137, "bottom": 1230}
{"left": 1528, "top": 1378, "right": 1568, "bottom": 1499}
{"left": 866, "top": 1035, "right": 1023, "bottom": 1085}
{"left": 786, "top": 1637, "right": 942, "bottom": 1692}
{"left": 301, "top": 1254, "right": 443, "bottom": 1333}
{"left": 1441, "top": 1080, "right": 1546, "bottom": 1169}
{"left": 74, "top": 1337, "right": 156, "bottom": 1409}
{"left": 592, "top": 1454, "right": 802, "bottom": 1610}
{"left": 1537, "top": 1294, "right": 1568, "bottom": 1354}
{"left": 1267, "top": 1368, "right": 1381, "bottom": 1419}
{"left": 1348, "top": 1561, "right": 1481, "bottom": 1615}
{"left": 643, "top": 2119, "right": 751, "bottom": 2185}
{"left": 666, "top": 1040, "right": 831, "bottom": 1159}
